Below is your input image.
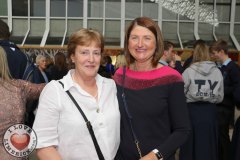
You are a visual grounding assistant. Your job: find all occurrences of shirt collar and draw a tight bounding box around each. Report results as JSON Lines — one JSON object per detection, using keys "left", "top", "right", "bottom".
{"left": 159, "top": 60, "right": 168, "bottom": 66}
{"left": 222, "top": 58, "right": 231, "bottom": 66}
{"left": 60, "top": 69, "right": 104, "bottom": 92}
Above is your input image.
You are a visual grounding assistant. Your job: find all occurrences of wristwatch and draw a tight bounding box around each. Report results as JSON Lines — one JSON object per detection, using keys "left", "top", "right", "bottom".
{"left": 152, "top": 149, "right": 164, "bottom": 160}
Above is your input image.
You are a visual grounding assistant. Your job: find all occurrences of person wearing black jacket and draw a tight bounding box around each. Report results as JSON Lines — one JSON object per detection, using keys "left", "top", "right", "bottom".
{"left": 210, "top": 39, "right": 240, "bottom": 160}
{"left": 0, "top": 19, "right": 27, "bottom": 79}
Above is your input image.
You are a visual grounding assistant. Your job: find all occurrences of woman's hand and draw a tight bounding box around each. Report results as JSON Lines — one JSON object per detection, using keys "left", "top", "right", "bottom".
{"left": 139, "top": 151, "right": 158, "bottom": 160}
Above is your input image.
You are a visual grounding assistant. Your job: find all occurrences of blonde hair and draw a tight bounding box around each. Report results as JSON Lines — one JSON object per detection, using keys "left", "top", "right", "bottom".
{"left": 192, "top": 42, "right": 210, "bottom": 63}
{"left": 35, "top": 55, "right": 46, "bottom": 65}
{"left": 115, "top": 54, "right": 127, "bottom": 69}
{"left": 0, "top": 46, "right": 12, "bottom": 83}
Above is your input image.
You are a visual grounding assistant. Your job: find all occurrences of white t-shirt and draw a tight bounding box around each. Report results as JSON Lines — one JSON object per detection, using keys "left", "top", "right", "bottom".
{"left": 33, "top": 70, "right": 120, "bottom": 160}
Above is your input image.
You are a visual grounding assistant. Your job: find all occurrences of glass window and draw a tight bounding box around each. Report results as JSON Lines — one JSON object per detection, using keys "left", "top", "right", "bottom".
{"left": 143, "top": 1, "right": 158, "bottom": 19}
{"left": 68, "top": 0, "right": 83, "bottom": 17}
{"left": 106, "top": 0, "right": 120, "bottom": 18}
{"left": 216, "top": 5, "right": 230, "bottom": 22}
{"left": 235, "top": 24, "right": 240, "bottom": 48}
{"left": 0, "top": 0, "right": 7, "bottom": 16}
{"left": 88, "top": 19, "right": 103, "bottom": 33}
{"left": 88, "top": 0, "right": 103, "bottom": 18}
{"left": 162, "top": 22, "right": 178, "bottom": 43}
{"left": 31, "top": 0, "right": 46, "bottom": 16}
{"left": 215, "top": 23, "right": 232, "bottom": 44}
{"left": 126, "top": 0, "right": 141, "bottom": 18}
{"left": 51, "top": 0, "right": 66, "bottom": 17}
{"left": 12, "top": 0, "right": 28, "bottom": 16}
{"left": 67, "top": 19, "right": 83, "bottom": 36}
{"left": 50, "top": 19, "right": 66, "bottom": 37}
{"left": 162, "top": 8, "right": 177, "bottom": 20}
{"left": 179, "top": 22, "right": 195, "bottom": 48}
{"left": 12, "top": 19, "right": 28, "bottom": 36}
{"left": 105, "top": 20, "right": 120, "bottom": 46}
{"left": 198, "top": 23, "right": 214, "bottom": 42}
{"left": 236, "top": 5, "right": 240, "bottom": 22}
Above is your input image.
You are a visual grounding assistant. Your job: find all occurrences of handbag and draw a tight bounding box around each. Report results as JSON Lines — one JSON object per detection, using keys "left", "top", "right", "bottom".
{"left": 58, "top": 81, "right": 105, "bottom": 160}
{"left": 121, "top": 66, "right": 143, "bottom": 158}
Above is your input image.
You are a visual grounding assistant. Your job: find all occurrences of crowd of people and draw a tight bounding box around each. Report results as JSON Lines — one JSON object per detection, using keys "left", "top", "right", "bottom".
{"left": 1, "top": 16, "right": 240, "bottom": 160}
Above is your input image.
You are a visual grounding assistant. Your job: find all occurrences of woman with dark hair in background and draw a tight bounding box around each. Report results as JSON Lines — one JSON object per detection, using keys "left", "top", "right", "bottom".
{"left": 48, "top": 52, "right": 68, "bottom": 80}
{"left": 105, "top": 55, "right": 115, "bottom": 76}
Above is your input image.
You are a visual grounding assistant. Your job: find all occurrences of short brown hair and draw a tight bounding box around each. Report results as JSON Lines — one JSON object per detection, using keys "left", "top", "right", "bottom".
{"left": 67, "top": 28, "right": 104, "bottom": 59}
{"left": 164, "top": 41, "right": 174, "bottom": 51}
{"left": 0, "top": 19, "right": 10, "bottom": 39}
{"left": 124, "top": 17, "right": 164, "bottom": 67}
{"left": 210, "top": 39, "right": 228, "bottom": 55}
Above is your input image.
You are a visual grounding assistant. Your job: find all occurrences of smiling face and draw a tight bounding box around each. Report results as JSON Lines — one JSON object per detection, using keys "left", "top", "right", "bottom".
{"left": 71, "top": 42, "right": 101, "bottom": 79}
{"left": 212, "top": 50, "right": 225, "bottom": 64}
{"left": 128, "top": 25, "right": 156, "bottom": 64}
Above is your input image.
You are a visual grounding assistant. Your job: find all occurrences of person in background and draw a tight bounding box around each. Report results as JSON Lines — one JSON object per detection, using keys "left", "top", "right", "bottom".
{"left": 159, "top": 41, "right": 184, "bottom": 73}
{"left": 183, "top": 39, "right": 206, "bottom": 71}
{"left": 179, "top": 42, "right": 224, "bottom": 160}
{"left": 98, "top": 55, "right": 112, "bottom": 78}
{"left": 231, "top": 115, "right": 240, "bottom": 160}
{"left": 48, "top": 52, "right": 68, "bottom": 80}
{"left": 25, "top": 55, "right": 51, "bottom": 127}
{"left": 210, "top": 39, "right": 240, "bottom": 160}
{"left": 35, "top": 55, "right": 51, "bottom": 83}
{"left": 114, "top": 53, "right": 127, "bottom": 71}
{"left": 105, "top": 55, "right": 115, "bottom": 76}
{"left": 33, "top": 28, "right": 120, "bottom": 160}
{"left": 0, "top": 46, "right": 44, "bottom": 160}
{"left": 113, "top": 17, "right": 190, "bottom": 160}
{"left": 44, "top": 55, "right": 54, "bottom": 74}
{"left": 0, "top": 19, "right": 27, "bottom": 79}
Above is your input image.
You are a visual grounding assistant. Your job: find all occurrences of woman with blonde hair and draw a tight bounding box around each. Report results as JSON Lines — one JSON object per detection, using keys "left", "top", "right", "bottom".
{"left": 180, "top": 42, "right": 224, "bottom": 160}
{"left": 115, "top": 54, "right": 127, "bottom": 70}
{"left": 0, "top": 46, "right": 44, "bottom": 160}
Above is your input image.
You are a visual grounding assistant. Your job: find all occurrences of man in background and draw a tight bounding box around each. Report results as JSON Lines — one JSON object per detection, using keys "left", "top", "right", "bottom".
{"left": 210, "top": 39, "right": 240, "bottom": 160}
{"left": 159, "top": 41, "right": 183, "bottom": 73}
{"left": 0, "top": 19, "right": 27, "bottom": 79}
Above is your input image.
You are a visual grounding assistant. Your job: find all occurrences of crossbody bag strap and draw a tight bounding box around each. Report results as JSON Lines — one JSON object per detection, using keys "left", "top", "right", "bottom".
{"left": 121, "top": 66, "right": 142, "bottom": 158}
{"left": 58, "top": 81, "right": 105, "bottom": 160}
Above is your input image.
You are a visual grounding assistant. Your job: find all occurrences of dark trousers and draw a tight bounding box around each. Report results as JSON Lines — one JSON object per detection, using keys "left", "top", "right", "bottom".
{"left": 179, "top": 102, "right": 218, "bottom": 160}
{"left": 231, "top": 116, "right": 240, "bottom": 160}
{"left": 217, "top": 106, "right": 233, "bottom": 160}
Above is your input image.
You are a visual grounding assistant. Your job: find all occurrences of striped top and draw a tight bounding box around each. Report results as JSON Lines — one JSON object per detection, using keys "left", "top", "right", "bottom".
{"left": 113, "top": 66, "right": 191, "bottom": 160}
